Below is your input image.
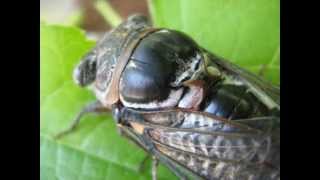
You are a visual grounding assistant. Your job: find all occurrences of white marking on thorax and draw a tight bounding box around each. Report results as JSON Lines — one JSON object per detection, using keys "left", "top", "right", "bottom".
{"left": 172, "top": 52, "right": 203, "bottom": 86}
{"left": 222, "top": 75, "right": 244, "bottom": 86}
{"left": 119, "top": 88, "right": 184, "bottom": 109}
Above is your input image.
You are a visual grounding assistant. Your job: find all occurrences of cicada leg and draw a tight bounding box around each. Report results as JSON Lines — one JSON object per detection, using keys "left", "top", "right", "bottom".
{"left": 137, "top": 155, "right": 151, "bottom": 173}
{"left": 152, "top": 156, "right": 159, "bottom": 180}
{"left": 151, "top": 148, "right": 188, "bottom": 180}
{"left": 54, "top": 101, "right": 109, "bottom": 139}
{"left": 258, "top": 64, "right": 268, "bottom": 77}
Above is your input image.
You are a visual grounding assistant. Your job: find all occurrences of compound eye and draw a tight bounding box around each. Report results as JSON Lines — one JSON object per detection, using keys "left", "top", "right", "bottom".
{"left": 73, "top": 51, "right": 97, "bottom": 87}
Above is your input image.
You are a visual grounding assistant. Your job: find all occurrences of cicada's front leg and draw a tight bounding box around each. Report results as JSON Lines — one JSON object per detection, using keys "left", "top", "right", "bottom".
{"left": 55, "top": 100, "right": 110, "bottom": 139}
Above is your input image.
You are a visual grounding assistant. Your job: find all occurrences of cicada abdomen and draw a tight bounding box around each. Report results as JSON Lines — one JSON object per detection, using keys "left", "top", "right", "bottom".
{"left": 67, "top": 14, "right": 280, "bottom": 180}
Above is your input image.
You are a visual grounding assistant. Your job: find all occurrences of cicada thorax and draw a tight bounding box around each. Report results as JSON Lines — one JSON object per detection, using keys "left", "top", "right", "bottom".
{"left": 119, "top": 29, "right": 203, "bottom": 109}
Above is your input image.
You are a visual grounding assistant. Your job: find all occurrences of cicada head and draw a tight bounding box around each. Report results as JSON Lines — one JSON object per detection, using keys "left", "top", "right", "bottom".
{"left": 73, "top": 14, "right": 151, "bottom": 106}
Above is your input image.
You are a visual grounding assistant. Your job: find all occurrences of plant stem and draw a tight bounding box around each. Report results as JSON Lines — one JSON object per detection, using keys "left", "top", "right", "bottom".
{"left": 94, "top": 0, "right": 122, "bottom": 28}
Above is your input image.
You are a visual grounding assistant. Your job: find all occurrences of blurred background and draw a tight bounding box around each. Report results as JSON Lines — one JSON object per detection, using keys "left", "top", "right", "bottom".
{"left": 41, "top": 0, "right": 279, "bottom": 85}
{"left": 40, "top": 0, "right": 149, "bottom": 40}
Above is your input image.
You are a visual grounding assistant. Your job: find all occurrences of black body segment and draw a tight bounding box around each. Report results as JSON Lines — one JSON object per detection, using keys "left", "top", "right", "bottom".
{"left": 119, "top": 30, "right": 201, "bottom": 103}
{"left": 202, "top": 84, "right": 249, "bottom": 119}
{"left": 120, "top": 60, "right": 172, "bottom": 103}
{"left": 201, "top": 83, "right": 271, "bottom": 120}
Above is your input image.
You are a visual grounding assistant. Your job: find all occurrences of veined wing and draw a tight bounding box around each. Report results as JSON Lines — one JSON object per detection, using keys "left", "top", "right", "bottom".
{"left": 124, "top": 108, "right": 280, "bottom": 179}
{"left": 118, "top": 122, "right": 205, "bottom": 180}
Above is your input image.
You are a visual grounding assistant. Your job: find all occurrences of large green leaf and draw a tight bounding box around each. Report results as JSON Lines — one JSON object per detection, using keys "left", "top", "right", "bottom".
{"left": 40, "top": 24, "right": 176, "bottom": 180}
{"left": 149, "top": 0, "right": 280, "bottom": 85}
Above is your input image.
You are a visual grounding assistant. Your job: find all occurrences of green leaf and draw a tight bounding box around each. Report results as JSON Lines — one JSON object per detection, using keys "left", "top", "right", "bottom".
{"left": 40, "top": 24, "right": 176, "bottom": 180}
{"left": 149, "top": 0, "right": 280, "bottom": 85}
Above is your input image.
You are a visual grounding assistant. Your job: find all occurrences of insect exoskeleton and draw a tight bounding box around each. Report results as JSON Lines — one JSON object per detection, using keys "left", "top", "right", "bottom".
{"left": 119, "top": 28, "right": 208, "bottom": 110}
{"left": 71, "top": 14, "right": 280, "bottom": 180}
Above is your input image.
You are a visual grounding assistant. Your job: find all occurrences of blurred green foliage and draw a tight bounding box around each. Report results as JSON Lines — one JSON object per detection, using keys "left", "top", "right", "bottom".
{"left": 149, "top": 0, "right": 280, "bottom": 85}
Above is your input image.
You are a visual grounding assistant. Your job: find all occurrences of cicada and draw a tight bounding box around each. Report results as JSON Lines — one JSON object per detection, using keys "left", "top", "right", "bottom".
{"left": 57, "top": 15, "right": 280, "bottom": 180}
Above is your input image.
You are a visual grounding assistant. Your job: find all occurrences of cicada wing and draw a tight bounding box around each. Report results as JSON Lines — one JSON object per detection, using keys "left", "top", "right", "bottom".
{"left": 118, "top": 125, "right": 205, "bottom": 180}
{"left": 124, "top": 108, "right": 280, "bottom": 179}
{"left": 153, "top": 141, "right": 276, "bottom": 180}
{"left": 203, "top": 50, "right": 280, "bottom": 108}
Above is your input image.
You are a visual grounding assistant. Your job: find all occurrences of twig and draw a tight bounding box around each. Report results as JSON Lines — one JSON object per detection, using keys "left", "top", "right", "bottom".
{"left": 94, "top": 0, "right": 123, "bottom": 28}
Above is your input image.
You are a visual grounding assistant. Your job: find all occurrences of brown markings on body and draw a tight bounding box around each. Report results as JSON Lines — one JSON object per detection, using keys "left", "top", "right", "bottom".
{"left": 180, "top": 80, "right": 207, "bottom": 110}
{"left": 129, "top": 122, "right": 145, "bottom": 134}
